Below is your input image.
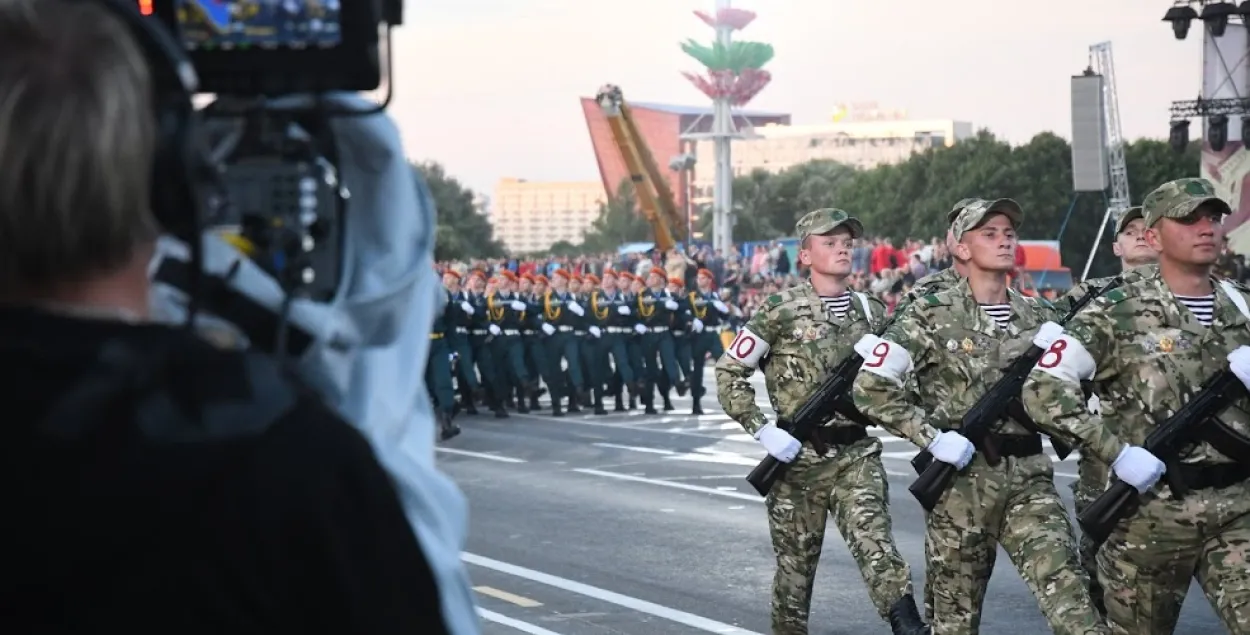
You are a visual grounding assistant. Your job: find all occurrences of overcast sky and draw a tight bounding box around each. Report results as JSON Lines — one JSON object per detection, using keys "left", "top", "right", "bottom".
{"left": 387, "top": 0, "right": 1204, "bottom": 196}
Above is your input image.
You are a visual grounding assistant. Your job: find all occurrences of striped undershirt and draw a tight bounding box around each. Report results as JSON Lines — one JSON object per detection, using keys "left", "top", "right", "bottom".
{"left": 1176, "top": 294, "right": 1215, "bottom": 326}
{"left": 980, "top": 303, "right": 1012, "bottom": 329}
{"left": 821, "top": 292, "right": 852, "bottom": 318}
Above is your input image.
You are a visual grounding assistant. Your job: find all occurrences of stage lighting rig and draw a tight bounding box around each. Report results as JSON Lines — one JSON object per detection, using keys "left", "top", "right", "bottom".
{"left": 1166, "top": 98, "right": 1250, "bottom": 152}
{"left": 1163, "top": 1, "right": 1250, "bottom": 40}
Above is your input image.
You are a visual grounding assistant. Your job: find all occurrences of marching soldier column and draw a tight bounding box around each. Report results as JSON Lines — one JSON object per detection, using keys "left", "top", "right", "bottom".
{"left": 427, "top": 177, "right": 1249, "bottom": 633}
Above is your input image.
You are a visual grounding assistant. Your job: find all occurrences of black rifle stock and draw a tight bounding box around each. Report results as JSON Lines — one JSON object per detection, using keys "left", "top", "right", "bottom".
{"left": 1077, "top": 370, "right": 1247, "bottom": 545}
{"left": 745, "top": 314, "right": 900, "bottom": 496}
{"left": 908, "top": 277, "right": 1122, "bottom": 511}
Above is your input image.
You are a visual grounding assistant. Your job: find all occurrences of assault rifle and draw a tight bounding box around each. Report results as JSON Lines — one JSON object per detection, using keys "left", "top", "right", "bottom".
{"left": 908, "top": 276, "right": 1122, "bottom": 511}
{"left": 745, "top": 313, "right": 900, "bottom": 496}
{"left": 1077, "top": 369, "right": 1249, "bottom": 545}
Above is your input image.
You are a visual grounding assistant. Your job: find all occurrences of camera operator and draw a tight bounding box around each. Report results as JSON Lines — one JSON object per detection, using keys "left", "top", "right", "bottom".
{"left": 0, "top": 2, "right": 451, "bottom": 632}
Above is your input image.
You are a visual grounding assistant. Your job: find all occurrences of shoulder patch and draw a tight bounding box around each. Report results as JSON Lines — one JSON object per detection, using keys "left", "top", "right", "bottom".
{"left": 765, "top": 293, "right": 785, "bottom": 306}
{"left": 1099, "top": 287, "right": 1131, "bottom": 305}
{"left": 922, "top": 294, "right": 943, "bottom": 306}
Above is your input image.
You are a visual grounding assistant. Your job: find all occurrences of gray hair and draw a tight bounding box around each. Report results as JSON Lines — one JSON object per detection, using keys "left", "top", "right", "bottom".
{"left": 0, "top": 0, "right": 158, "bottom": 296}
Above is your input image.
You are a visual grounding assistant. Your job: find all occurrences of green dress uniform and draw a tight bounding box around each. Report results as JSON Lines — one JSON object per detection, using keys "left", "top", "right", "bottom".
{"left": 521, "top": 290, "right": 552, "bottom": 411}
{"left": 445, "top": 288, "right": 482, "bottom": 412}
{"left": 686, "top": 289, "right": 728, "bottom": 414}
{"left": 466, "top": 289, "right": 507, "bottom": 417}
{"left": 667, "top": 289, "right": 694, "bottom": 394}
{"left": 487, "top": 289, "right": 533, "bottom": 412}
{"left": 636, "top": 286, "right": 681, "bottom": 410}
{"left": 580, "top": 288, "right": 614, "bottom": 414}
{"left": 425, "top": 297, "right": 460, "bottom": 439}
{"left": 540, "top": 288, "right": 587, "bottom": 411}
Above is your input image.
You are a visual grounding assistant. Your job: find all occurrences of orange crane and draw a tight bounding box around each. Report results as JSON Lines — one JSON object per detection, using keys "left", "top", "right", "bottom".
{"left": 594, "top": 84, "right": 687, "bottom": 253}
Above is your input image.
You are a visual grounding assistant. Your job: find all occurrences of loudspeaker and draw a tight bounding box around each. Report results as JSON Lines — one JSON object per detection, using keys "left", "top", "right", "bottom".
{"left": 1070, "top": 74, "right": 1109, "bottom": 192}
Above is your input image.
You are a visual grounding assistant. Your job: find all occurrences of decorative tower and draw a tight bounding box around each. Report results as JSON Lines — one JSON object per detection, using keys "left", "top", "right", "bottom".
{"left": 680, "top": 0, "right": 773, "bottom": 252}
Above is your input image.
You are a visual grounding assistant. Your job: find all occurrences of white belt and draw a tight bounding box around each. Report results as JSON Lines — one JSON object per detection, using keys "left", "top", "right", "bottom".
{"left": 557, "top": 325, "right": 574, "bottom": 332}
{"left": 503, "top": 329, "right": 520, "bottom": 336}
{"left": 649, "top": 326, "right": 669, "bottom": 333}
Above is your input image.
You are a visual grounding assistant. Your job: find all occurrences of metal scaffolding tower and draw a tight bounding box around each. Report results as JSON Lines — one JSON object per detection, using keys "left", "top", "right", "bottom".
{"left": 1080, "top": 41, "right": 1133, "bottom": 281}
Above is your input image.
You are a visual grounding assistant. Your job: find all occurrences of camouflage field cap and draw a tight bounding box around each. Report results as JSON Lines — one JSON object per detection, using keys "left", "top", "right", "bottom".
{"left": 1113, "top": 206, "right": 1144, "bottom": 235}
{"left": 1141, "top": 178, "right": 1232, "bottom": 228}
{"left": 951, "top": 198, "right": 1023, "bottom": 240}
{"left": 946, "top": 197, "right": 983, "bottom": 225}
{"left": 795, "top": 208, "right": 864, "bottom": 240}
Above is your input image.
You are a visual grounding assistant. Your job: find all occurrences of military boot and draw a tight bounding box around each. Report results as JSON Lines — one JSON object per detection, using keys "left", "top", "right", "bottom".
{"left": 593, "top": 390, "right": 608, "bottom": 415}
{"left": 662, "top": 394, "right": 675, "bottom": 411}
{"left": 887, "top": 594, "right": 929, "bottom": 635}
{"left": 614, "top": 394, "right": 626, "bottom": 412}
{"left": 438, "top": 412, "right": 461, "bottom": 441}
{"left": 566, "top": 396, "right": 581, "bottom": 414}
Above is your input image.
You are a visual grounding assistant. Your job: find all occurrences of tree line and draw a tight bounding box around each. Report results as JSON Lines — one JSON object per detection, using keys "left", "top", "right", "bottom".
{"left": 420, "top": 131, "right": 1201, "bottom": 277}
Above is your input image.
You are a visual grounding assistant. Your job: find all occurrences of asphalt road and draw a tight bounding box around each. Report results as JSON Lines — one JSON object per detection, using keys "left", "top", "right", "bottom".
{"left": 436, "top": 372, "right": 1220, "bottom": 635}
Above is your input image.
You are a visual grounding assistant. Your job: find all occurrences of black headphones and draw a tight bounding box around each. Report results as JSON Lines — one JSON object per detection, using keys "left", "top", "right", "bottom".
{"left": 84, "top": 0, "right": 205, "bottom": 241}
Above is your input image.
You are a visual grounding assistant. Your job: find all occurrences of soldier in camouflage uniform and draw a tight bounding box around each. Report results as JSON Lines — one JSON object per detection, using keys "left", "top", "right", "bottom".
{"left": 1054, "top": 205, "right": 1158, "bottom": 615}
{"left": 1024, "top": 178, "right": 1250, "bottom": 635}
{"left": 894, "top": 197, "right": 978, "bottom": 623}
{"left": 853, "top": 199, "right": 1106, "bottom": 635}
{"left": 717, "top": 208, "right": 928, "bottom": 635}
{"left": 898, "top": 198, "right": 978, "bottom": 316}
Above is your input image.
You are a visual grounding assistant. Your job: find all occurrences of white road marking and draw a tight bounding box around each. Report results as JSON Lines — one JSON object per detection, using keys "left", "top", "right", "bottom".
{"left": 572, "top": 468, "right": 762, "bottom": 502}
{"left": 478, "top": 608, "right": 566, "bottom": 635}
{"left": 435, "top": 447, "right": 526, "bottom": 463}
{"left": 463, "top": 553, "right": 765, "bottom": 635}
{"left": 474, "top": 585, "right": 543, "bottom": 607}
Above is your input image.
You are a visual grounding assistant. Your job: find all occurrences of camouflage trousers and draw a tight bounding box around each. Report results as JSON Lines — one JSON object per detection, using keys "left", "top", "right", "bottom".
{"left": 926, "top": 452, "right": 1106, "bottom": 635}
{"left": 1096, "top": 478, "right": 1250, "bottom": 634}
{"left": 764, "top": 437, "right": 912, "bottom": 635}
{"left": 1072, "top": 452, "right": 1110, "bottom": 615}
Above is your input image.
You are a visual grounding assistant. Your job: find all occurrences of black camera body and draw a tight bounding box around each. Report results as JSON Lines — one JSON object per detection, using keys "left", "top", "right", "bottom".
{"left": 139, "top": 0, "right": 394, "bottom": 96}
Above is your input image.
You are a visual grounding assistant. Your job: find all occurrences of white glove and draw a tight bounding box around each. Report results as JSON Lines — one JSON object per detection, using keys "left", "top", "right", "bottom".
{"left": 691, "top": 318, "right": 704, "bottom": 333}
{"left": 510, "top": 300, "right": 526, "bottom": 311}
{"left": 754, "top": 423, "right": 802, "bottom": 463}
{"left": 1229, "top": 346, "right": 1250, "bottom": 390}
{"left": 459, "top": 301, "right": 474, "bottom": 315}
{"left": 567, "top": 301, "right": 585, "bottom": 316}
{"left": 926, "top": 430, "right": 975, "bottom": 470}
{"left": 713, "top": 300, "right": 729, "bottom": 313}
{"left": 541, "top": 323, "right": 556, "bottom": 336}
{"left": 617, "top": 305, "right": 631, "bottom": 315}
{"left": 1087, "top": 393, "right": 1102, "bottom": 415}
{"left": 1111, "top": 445, "right": 1166, "bottom": 494}
{"left": 1032, "top": 321, "right": 1064, "bottom": 350}
{"left": 664, "top": 299, "right": 679, "bottom": 310}
{"left": 488, "top": 324, "right": 502, "bottom": 336}
{"left": 589, "top": 326, "right": 602, "bottom": 338}
{"left": 634, "top": 323, "right": 647, "bottom": 335}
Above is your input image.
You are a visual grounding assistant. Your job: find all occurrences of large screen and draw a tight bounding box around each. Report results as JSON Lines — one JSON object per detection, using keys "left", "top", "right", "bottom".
{"left": 177, "top": 0, "right": 341, "bottom": 51}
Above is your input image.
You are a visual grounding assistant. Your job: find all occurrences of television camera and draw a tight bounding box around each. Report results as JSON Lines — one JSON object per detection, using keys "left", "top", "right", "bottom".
{"left": 139, "top": 0, "right": 404, "bottom": 358}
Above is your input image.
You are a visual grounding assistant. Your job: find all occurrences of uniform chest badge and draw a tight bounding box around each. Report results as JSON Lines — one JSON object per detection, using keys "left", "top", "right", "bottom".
{"left": 961, "top": 338, "right": 975, "bottom": 353}
{"left": 792, "top": 327, "right": 804, "bottom": 340}
{"left": 1159, "top": 336, "right": 1174, "bottom": 353}
{"left": 804, "top": 325, "right": 829, "bottom": 340}
{"left": 946, "top": 339, "right": 958, "bottom": 352}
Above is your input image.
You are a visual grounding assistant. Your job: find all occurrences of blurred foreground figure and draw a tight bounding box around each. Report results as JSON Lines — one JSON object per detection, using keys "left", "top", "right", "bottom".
{"left": 0, "top": 1, "right": 451, "bottom": 632}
